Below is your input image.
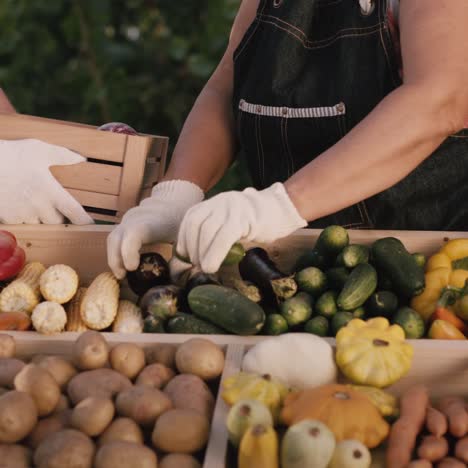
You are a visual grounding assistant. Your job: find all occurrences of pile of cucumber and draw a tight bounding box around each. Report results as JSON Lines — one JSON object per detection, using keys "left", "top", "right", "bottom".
{"left": 131, "top": 226, "right": 427, "bottom": 338}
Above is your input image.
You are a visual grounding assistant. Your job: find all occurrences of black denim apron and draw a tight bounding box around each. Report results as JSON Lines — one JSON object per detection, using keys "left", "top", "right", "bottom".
{"left": 232, "top": 0, "right": 468, "bottom": 230}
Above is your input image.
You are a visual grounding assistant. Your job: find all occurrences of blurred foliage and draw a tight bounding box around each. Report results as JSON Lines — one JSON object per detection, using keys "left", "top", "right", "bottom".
{"left": 0, "top": 0, "right": 251, "bottom": 194}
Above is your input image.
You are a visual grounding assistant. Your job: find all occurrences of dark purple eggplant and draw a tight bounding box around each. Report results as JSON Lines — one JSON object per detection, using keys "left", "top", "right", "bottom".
{"left": 139, "top": 285, "right": 183, "bottom": 320}
{"left": 126, "top": 253, "right": 170, "bottom": 296}
{"left": 239, "top": 247, "right": 297, "bottom": 303}
{"left": 185, "top": 270, "right": 220, "bottom": 294}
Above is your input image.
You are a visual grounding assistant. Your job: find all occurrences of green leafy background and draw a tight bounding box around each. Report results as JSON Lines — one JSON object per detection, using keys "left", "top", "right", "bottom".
{"left": 0, "top": 0, "right": 251, "bottom": 195}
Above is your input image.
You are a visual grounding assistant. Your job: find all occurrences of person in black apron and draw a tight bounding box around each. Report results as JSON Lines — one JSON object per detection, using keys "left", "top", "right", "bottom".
{"left": 108, "top": 0, "right": 468, "bottom": 277}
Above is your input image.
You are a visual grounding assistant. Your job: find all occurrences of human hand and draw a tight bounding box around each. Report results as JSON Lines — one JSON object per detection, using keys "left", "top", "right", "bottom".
{"left": 176, "top": 182, "right": 307, "bottom": 274}
{"left": 107, "top": 180, "right": 204, "bottom": 279}
{"left": 0, "top": 139, "right": 94, "bottom": 225}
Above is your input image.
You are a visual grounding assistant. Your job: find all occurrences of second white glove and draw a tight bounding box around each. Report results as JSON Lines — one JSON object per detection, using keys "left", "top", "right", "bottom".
{"left": 176, "top": 182, "right": 308, "bottom": 274}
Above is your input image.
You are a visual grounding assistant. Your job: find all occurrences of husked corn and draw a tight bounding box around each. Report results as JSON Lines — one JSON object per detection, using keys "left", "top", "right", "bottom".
{"left": 32, "top": 301, "right": 67, "bottom": 335}
{"left": 0, "top": 262, "right": 47, "bottom": 314}
{"left": 66, "top": 287, "right": 89, "bottom": 332}
{"left": 40, "top": 264, "right": 79, "bottom": 304}
{"left": 80, "top": 272, "right": 119, "bottom": 330}
{"left": 112, "top": 300, "right": 144, "bottom": 333}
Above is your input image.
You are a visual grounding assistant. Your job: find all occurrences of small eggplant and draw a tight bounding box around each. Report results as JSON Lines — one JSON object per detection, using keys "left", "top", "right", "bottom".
{"left": 239, "top": 247, "right": 297, "bottom": 303}
{"left": 139, "top": 285, "right": 183, "bottom": 320}
{"left": 143, "top": 315, "right": 166, "bottom": 333}
{"left": 126, "top": 253, "right": 170, "bottom": 296}
{"left": 185, "top": 269, "right": 220, "bottom": 293}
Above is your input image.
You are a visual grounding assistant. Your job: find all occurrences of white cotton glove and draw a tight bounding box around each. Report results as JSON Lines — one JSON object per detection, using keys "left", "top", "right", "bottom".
{"left": 107, "top": 180, "right": 205, "bottom": 279}
{"left": 0, "top": 139, "right": 94, "bottom": 225}
{"left": 176, "top": 182, "right": 308, "bottom": 274}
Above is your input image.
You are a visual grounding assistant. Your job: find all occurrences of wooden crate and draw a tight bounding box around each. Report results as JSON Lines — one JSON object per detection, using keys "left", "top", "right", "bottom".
{"left": 0, "top": 113, "right": 168, "bottom": 222}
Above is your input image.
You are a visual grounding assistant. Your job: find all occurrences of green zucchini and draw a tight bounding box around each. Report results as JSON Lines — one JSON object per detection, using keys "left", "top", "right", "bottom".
{"left": 336, "top": 263, "right": 378, "bottom": 311}
{"left": 315, "top": 225, "right": 349, "bottom": 258}
{"left": 366, "top": 290, "right": 399, "bottom": 318}
{"left": 325, "top": 267, "right": 350, "bottom": 290}
{"left": 188, "top": 285, "right": 265, "bottom": 335}
{"left": 295, "top": 267, "right": 328, "bottom": 297}
{"left": 280, "top": 292, "right": 313, "bottom": 327}
{"left": 304, "top": 316, "right": 329, "bottom": 337}
{"left": 262, "top": 314, "right": 289, "bottom": 335}
{"left": 371, "top": 237, "right": 425, "bottom": 297}
{"left": 294, "top": 249, "right": 328, "bottom": 271}
{"left": 315, "top": 290, "right": 338, "bottom": 318}
{"left": 166, "top": 313, "right": 226, "bottom": 334}
{"left": 335, "top": 244, "right": 369, "bottom": 269}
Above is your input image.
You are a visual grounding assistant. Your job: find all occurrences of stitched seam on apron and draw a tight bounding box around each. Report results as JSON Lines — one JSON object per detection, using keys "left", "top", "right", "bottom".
{"left": 280, "top": 117, "right": 294, "bottom": 177}
{"left": 260, "top": 13, "right": 380, "bottom": 41}
{"left": 234, "top": 1, "right": 269, "bottom": 62}
{"left": 254, "top": 114, "right": 266, "bottom": 186}
{"left": 284, "top": 118, "right": 295, "bottom": 176}
{"left": 378, "top": 0, "right": 399, "bottom": 88}
{"left": 360, "top": 200, "right": 374, "bottom": 228}
{"left": 238, "top": 100, "right": 346, "bottom": 118}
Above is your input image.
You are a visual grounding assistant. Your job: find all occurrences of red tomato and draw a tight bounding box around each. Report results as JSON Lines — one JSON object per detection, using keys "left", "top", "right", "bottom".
{"left": 0, "top": 230, "right": 16, "bottom": 263}
{"left": 0, "top": 246, "right": 26, "bottom": 281}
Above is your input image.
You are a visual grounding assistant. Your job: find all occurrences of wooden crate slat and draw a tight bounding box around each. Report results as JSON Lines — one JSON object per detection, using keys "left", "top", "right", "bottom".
{"left": 50, "top": 161, "right": 122, "bottom": 195}
{"left": 141, "top": 136, "right": 169, "bottom": 188}
{"left": 0, "top": 113, "right": 127, "bottom": 162}
{"left": 67, "top": 189, "right": 119, "bottom": 211}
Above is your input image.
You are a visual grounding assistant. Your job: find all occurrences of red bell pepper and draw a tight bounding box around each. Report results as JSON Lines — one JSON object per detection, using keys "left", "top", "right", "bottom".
{"left": 0, "top": 231, "right": 25, "bottom": 281}
{"left": 430, "top": 287, "right": 468, "bottom": 335}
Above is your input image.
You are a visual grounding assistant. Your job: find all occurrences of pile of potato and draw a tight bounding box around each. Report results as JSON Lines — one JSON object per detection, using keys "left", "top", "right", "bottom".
{"left": 0, "top": 331, "right": 225, "bottom": 468}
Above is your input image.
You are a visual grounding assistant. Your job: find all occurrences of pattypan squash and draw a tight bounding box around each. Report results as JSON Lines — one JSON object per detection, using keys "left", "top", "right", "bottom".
{"left": 347, "top": 385, "right": 399, "bottom": 420}
{"left": 335, "top": 317, "right": 413, "bottom": 388}
{"left": 281, "top": 384, "right": 389, "bottom": 448}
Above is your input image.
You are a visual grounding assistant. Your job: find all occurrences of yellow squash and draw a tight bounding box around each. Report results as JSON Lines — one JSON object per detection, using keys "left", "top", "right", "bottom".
{"left": 347, "top": 385, "right": 399, "bottom": 419}
{"left": 411, "top": 239, "right": 468, "bottom": 321}
{"left": 281, "top": 384, "right": 389, "bottom": 448}
{"left": 335, "top": 317, "right": 414, "bottom": 388}
{"left": 238, "top": 423, "right": 279, "bottom": 468}
{"left": 428, "top": 319, "right": 467, "bottom": 340}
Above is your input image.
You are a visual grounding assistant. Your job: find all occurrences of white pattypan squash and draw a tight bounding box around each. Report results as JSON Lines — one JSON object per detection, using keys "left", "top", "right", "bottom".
{"left": 241, "top": 333, "right": 337, "bottom": 389}
{"left": 329, "top": 440, "right": 372, "bottom": 468}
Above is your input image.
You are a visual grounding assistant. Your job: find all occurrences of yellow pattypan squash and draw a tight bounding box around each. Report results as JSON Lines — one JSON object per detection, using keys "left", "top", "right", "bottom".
{"left": 281, "top": 384, "right": 389, "bottom": 448}
{"left": 347, "top": 385, "right": 399, "bottom": 419}
{"left": 411, "top": 239, "right": 468, "bottom": 322}
{"left": 335, "top": 317, "right": 414, "bottom": 388}
{"left": 222, "top": 372, "right": 289, "bottom": 421}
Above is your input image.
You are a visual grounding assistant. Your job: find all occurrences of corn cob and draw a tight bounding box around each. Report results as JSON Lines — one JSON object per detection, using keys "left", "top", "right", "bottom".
{"left": 0, "top": 262, "right": 46, "bottom": 313}
{"left": 80, "top": 272, "right": 119, "bottom": 330}
{"left": 32, "top": 301, "right": 67, "bottom": 335}
{"left": 66, "top": 287, "right": 89, "bottom": 332}
{"left": 40, "top": 264, "right": 79, "bottom": 304}
{"left": 112, "top": 300, "right": 144, "bottom": 333}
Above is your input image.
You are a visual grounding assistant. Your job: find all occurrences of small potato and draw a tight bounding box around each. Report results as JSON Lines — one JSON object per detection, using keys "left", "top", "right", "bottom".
{"left": 0, "top": 444, "right": 32, "bottom": 468}
{"left": 110, "top": 343, "right": 145, "bottom": 380}
{"left": 0, "top": 387, "right": 8, "bottom": 396}
{"left": 116, "top": 386, "right": 172, "bottom": 426}
{"left": 175, "top": 338, "right": 225, "bottom": 380}
{"left": 159, "top": 453, "right": 202, "bottom": 468}
{"left": 67, "top": 368, "right": 132, "bottom": 405}
{"left": 437, "top": 457, "right": 466, "bottom": 468}
{"left": 164, "top": 374, "right": 215, "bottom": 419}
{"left": 417, "top": 435, "right": 449, "bottom": 462}
{"left": 71, "top": 397, "right": 115, "bottom": 436}
{"left": 36, "top": 356, "right": 78, "bottom": 390}
{"left": 34, "top": 429, "right": 95, "bottom": 468}
{"left": 407, "top": 461, "right": 432, "bottom": 468}
{"left": 0, "top": 334, "right": 15, "bottom": 358}
{"left": 95, "top": 441, "right": 157, "bottom": 468}
{"left": 53, "top": 394, "right": 71, "bottom": 413}
{"left": 27, "top": 410, "right": 71, "bottom": 449}
{"left": 98, "top": 417, "right": 144, "bottom": 446}
{"left": 73, "top": 330, "right": 109, "bottom": 370}
{"left": 152, "top": 409, "right": 210, "bottom": 454}
{"left": 455, "top": 436, "right": 468, "bottom": 463}
{"left": 145, "top": 343, "right": 177, "bottom": 369}
{"left": 14, "top": 364, "right": 61, "bottom": 416}
{"left": 0, "top": 358, "right": 25, "bottom": 387}
{"left": 136, "top": 363, "right": 175, "bottom": 389}
{"left": 0, "top": 390, "right": 38, "bottom": 443}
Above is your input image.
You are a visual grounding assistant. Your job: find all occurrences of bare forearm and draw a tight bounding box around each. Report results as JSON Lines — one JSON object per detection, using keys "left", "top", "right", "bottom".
{"left": 285, "top": 83, "right": 461, "bottom": 221}
{"left": 0, "top": 89, "right": 15, "bottom": 113}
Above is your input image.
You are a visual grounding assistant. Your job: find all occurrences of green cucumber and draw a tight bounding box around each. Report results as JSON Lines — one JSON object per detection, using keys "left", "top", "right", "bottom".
{"left": 325, "top": 267, "right": 350, "bottom": 290}
{"left": 336, "top": 263, "right": 378, "bottom": 311}
{"left": 371, "top": 237, "right": 425, "bottom": 297}
{"left": 175, "top": 242, "right": 245, "bottom": 267}
{"left": 295, "top": 249, "right": 328, "bottom": 271}
{"left": 262, "top": 314, "right": 289, "bottom": 335}
{"left": 335, "top": 244, "right": 369, "bottom": 268}
{"left": 295, "top": 267, "right": 328, "bottom": 297}
{"left": 315, "top": 290, "right": 338, "bottom": 318}
{"left": 331, "top": 311, "right": 354, "bottom": 336}
{"left": 366, "top": 290, "right": 399, "bottom": 318}
{"left": 166, "top": 313, "right": 226, "bottom": 334}
{"left": 188, "top": 285, "right": 265, "bottom": 335}
{"left": 143, "top": 315, "right": 166, "bottom": 333}
{"left": 315, "top": 225, "right": 349, "bottom": 258}
{"left": 280, "top": 292, "right": 314, "bottom": 327}
{"left": 304, "top": 316, "right": 329, "bottom": 337}
{"left": 392, "top": 307, "right": 425, "bottom": 339}
{"left": 352, "top": 306, "right": 367, "bottom": 319}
